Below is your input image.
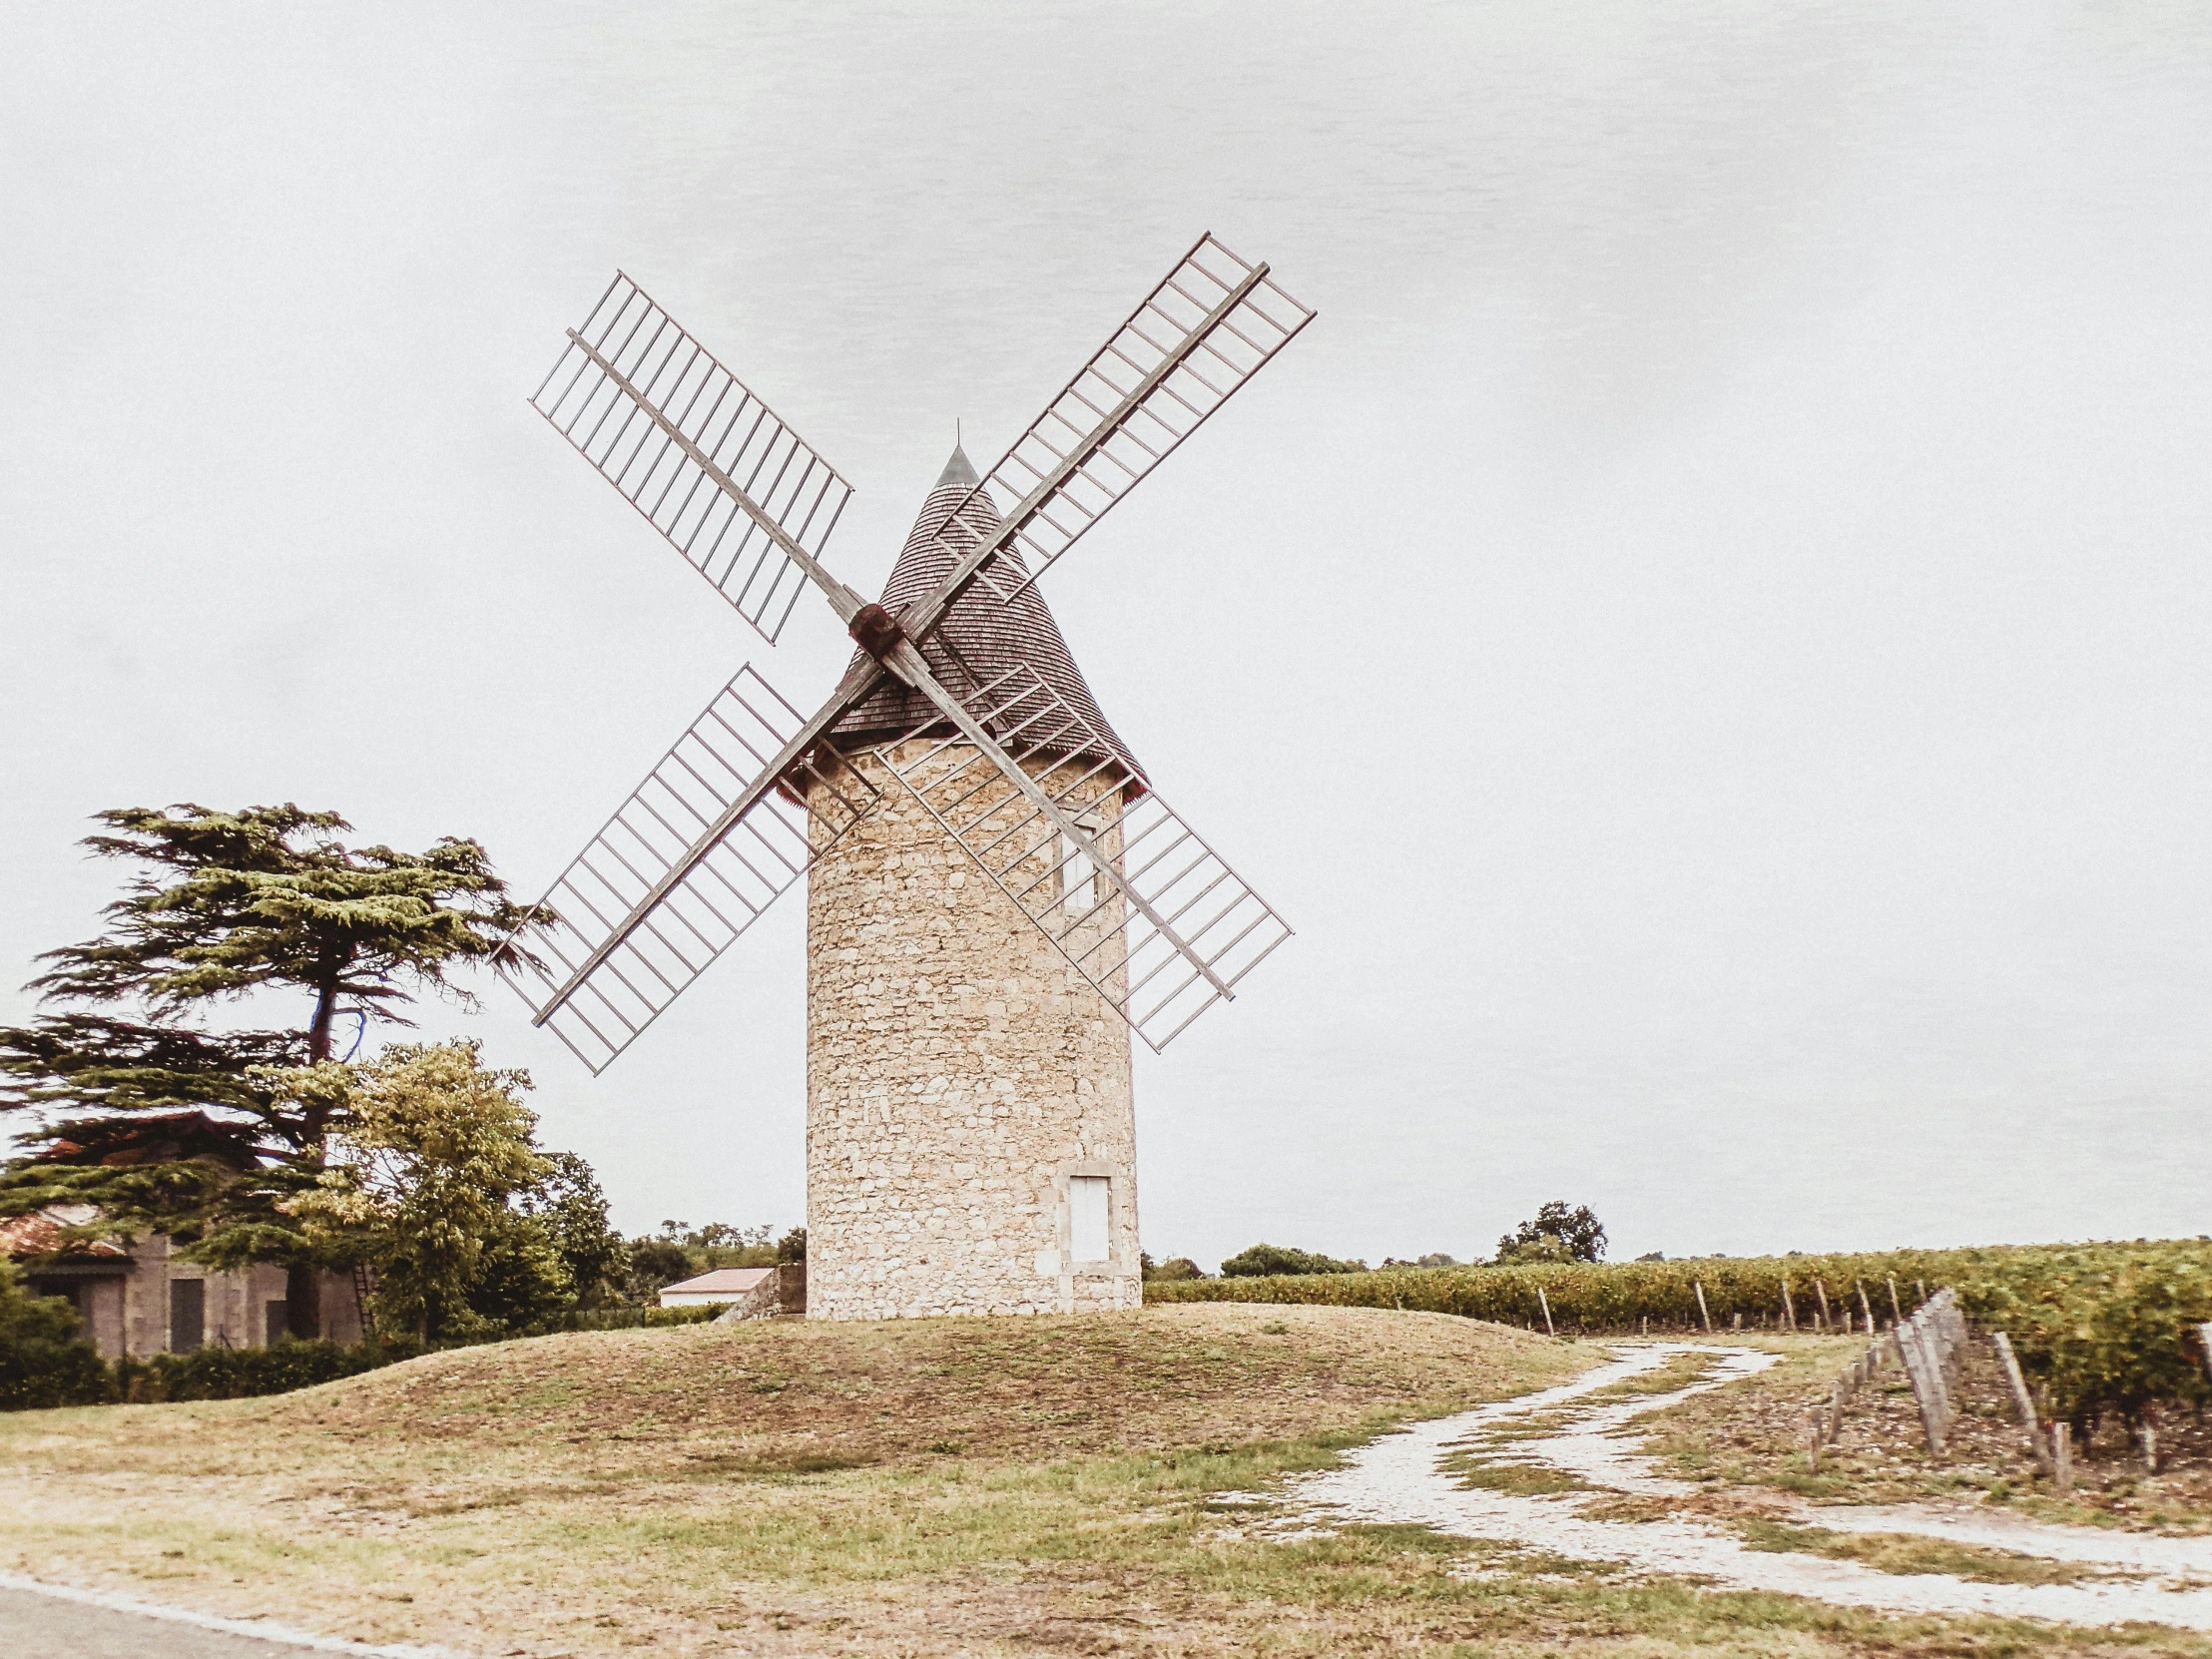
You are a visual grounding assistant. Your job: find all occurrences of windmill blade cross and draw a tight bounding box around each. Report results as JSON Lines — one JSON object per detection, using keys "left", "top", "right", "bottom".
{"left": 902, "top": 233, "right": 1314, "bottom": 642}
{"left": 510, "top": 237, "right": 1309, "bottom": 1067}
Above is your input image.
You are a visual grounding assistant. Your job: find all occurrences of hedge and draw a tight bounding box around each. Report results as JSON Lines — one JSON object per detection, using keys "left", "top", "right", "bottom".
{"left": 118, "top": 1339, "right": 413, "bottom": 1402}
{"left": 5, "top": 1300, "right": 737, "bottom": 1410}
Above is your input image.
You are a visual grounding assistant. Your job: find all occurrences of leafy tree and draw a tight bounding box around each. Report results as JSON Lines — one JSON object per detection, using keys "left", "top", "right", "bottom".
{"left": 284, "top": 1041, "right": 560, "bottom": 1340}
{"left": 1495, "top": 1201, "right": 1607, "bottom": 1265}
{"left": 1141, "top": 1254, "right": 1205, "bottom": 1282}
{"left": 0, "top": 1259, "right": 112, "bottom": 1410}
{"left": 0, "top": 806, "right": 537, "bottom": 1331}
{"left": 624, "top": 1238, "right": 696, "bottom": 1302}
{"left": 461, "top": 1211, "right": 580, "bottom": 1336}
{"left": 523, "top": 1153, "right": 627, "bottom": 1308}
{"left": 1219, "top": 1242, "right": 1367, "bottom": 1279}
{"left": 776, "top": 1226, "right": 807, "bottom": 1266}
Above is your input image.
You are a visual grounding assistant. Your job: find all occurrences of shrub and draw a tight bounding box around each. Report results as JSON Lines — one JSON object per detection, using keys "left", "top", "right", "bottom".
{"left": 1220, "top": 1243, "right": 1366, "bottom": 1278}
{"left": 550, "top": 1303, "right": 728, "bottom": 1332}
{"left": 0, "top": 1262, "right": 112, "bottom": 1410}
{"left": 117, "top": 1338, "right": 412, "bottom": 1402}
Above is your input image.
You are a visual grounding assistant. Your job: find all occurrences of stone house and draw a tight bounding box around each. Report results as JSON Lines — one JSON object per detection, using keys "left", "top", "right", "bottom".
{"left": 3, "top": 1205, "right": 363, "bottom": 1360}
{"left": 2, "top": 1109, "right": 363, "bottom": 1359}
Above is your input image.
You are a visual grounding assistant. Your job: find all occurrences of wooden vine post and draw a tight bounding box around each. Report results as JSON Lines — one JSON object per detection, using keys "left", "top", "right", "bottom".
{"left": 1694, "top": 1280, "right": 1713, "bottom": 1334}
{"left": 1990, "top": 1331, "right": 2053, "bottom": 1476}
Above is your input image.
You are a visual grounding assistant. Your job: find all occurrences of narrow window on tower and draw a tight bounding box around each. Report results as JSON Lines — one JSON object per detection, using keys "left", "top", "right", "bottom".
{"left": 1059, "top": 829, "right": 1095, "bottom": 918}
{"left": 1069, "top": 1176, "right": 1111, "bottom": 1264}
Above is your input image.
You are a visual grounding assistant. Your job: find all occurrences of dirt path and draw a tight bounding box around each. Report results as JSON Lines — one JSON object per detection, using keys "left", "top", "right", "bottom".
{"left": 1259, "top": 1343, "right": 2212, "bottom": 1629}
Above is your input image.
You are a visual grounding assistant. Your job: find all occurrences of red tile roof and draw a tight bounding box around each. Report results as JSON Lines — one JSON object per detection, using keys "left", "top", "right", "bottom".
{"left": 0, "top": 1206, "right": 132, "bottom": 1260}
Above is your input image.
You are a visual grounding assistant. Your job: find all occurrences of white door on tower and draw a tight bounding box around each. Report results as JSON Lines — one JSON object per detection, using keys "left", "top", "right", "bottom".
{"left": 1070, "top": 1176, "right": 1111, "bottom": 1264}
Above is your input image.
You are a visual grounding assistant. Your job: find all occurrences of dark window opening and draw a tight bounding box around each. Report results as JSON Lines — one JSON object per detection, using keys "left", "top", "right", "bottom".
{"left": 26, "top": 1279, "right": 83, "bottom": 1316}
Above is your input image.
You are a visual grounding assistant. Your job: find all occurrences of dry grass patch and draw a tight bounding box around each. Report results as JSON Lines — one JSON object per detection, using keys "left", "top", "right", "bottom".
{"left": 1733, "top": 1519, "right": 2145, "bottom": 1586}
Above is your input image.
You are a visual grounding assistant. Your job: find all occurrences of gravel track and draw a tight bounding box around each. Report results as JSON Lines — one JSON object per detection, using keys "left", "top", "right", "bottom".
{"left": 1263, "top": 1343, "right": 2212, "bottom": 1629}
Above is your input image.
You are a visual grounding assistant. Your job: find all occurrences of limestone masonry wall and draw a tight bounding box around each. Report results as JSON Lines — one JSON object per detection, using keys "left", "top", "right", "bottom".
{"left": 806, "top": 742, "right": 1140, "bottom": 1319}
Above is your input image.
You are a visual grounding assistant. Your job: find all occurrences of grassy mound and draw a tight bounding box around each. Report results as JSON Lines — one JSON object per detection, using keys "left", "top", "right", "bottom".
{"left": 248, "top": 1299, "right": 1563, "bottom": 1472}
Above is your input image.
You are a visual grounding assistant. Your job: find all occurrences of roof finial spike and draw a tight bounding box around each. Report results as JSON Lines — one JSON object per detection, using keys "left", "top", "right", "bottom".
{"left": 933, "top": 425, "right": 979, "bottom": 491}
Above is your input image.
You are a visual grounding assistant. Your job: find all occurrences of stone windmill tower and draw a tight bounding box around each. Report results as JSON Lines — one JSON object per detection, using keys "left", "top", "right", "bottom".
{"left": 501, "top": 237, "right": 1313, "bottom": 1319}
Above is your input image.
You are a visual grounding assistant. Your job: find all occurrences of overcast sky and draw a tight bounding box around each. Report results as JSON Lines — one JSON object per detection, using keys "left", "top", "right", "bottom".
{"left": 5, "top": 2, "right": 2209, "bottom": 1267}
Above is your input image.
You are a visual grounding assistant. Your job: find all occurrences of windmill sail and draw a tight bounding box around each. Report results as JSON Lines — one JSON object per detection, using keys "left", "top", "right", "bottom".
{"left": 876, "top": 664, "right": 1292, "bottom": 1052}
{"left": 501, "top": 665, "right": 877, "bottom": 1073}
{"left": 916, "top": 234, "right": 1314, "bottom": 617}
{"left": 530, "top": 274, "right": 853, "bottom": 645}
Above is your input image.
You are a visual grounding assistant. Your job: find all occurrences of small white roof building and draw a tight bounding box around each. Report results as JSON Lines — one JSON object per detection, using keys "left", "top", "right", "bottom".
{"left": 657, "top": 1267, "right": 773, "bottom": 1307}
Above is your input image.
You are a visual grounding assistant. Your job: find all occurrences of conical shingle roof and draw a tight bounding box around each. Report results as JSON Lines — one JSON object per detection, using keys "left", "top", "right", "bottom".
{"left": 829, "top": 444, "right": 1141, "bottom": 779}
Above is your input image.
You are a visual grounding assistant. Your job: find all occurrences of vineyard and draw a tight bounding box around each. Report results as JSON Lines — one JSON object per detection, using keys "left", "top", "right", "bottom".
{"left": 1146, "top": 1239, "right": 2212, "bottom": 1427}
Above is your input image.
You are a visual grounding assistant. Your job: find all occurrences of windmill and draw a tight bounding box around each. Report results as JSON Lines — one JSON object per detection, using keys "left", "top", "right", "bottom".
{"left": 503, "top": 234, "right": 1313, "bottom": 1318}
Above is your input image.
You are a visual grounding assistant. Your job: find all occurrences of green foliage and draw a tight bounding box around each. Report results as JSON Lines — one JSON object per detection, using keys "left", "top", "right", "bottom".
{"left": 554, "top": 1304, "right": 729, "bottom": 1333}
{"left": 1219, "top": 1242, "right": 1367, "bottom": 1278}
{"left": 0, "top": 805, "right": 539, "bottom": 1273}
{"left": 622, "top": 1221, "right": 791, "bottom": 1299}
{"left": 459, "top": 1211, "right": 576, "bottom": 1336}
{"left": 1497, "top": 1200, "right": 1606, "bottom": 1264}
{"left": 0, "top": 1259, "right": 112, "bottom": 1410}
{"left": 1953, "top": 1245, "right": 2212, "bottom": 1428}
{"left": 116, "top": 1338, "right": 411, "bottom": 1402}
{"left": 26, "top": 805, "right": 534, "bottom": 1056}
{"left": 1143, "top": 1255, "right": 1206, "bottom": 1282}
{"left": 284, "top": 1041, "right": 559, "bottom": 1339}
{"left": 1148, "top": 1238, "right": 2212, "bottom": 1424}
{"left": 522, "top": 1153, "right": 626, "bottom": 1308}
{"left": 625, "top": 1237, "right": 697, "bottom": 1300}
{"left": 110, "top": 1306, "right": 731, "bottom": 1403}
{"left": 0, "top": 1018, "right": 320, "bottom": 1268}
